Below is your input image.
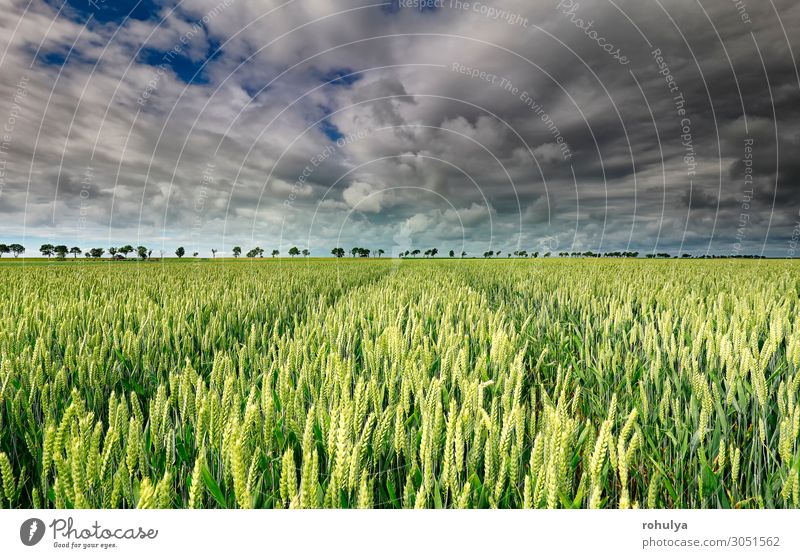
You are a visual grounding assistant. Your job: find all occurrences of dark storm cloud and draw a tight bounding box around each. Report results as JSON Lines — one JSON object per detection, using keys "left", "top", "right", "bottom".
{"left": 0, "top": 0, "right": 798, "bottom": 256}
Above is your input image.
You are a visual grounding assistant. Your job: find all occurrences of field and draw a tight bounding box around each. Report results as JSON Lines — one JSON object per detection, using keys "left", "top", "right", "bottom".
{"left": 0, "top": 259, "right": 798, "bottom": 509}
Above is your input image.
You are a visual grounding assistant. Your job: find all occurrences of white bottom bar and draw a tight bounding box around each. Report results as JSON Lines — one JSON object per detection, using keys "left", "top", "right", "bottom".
{"left": 2, "top": 510, "right": 800, "bottom": 557}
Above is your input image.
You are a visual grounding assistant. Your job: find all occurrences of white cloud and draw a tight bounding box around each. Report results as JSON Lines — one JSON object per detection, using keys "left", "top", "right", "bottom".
{"left": 342, "top": 181, "right": 384, "bottom": 213}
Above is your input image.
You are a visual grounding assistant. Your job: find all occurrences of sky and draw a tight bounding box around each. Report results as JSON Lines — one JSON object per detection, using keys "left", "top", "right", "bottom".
{"left": 0, "top": 0, "right": 799, "bottom": 257}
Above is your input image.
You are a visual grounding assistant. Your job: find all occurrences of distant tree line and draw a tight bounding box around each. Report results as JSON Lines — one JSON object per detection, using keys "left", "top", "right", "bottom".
{"left": 558, "top": 251, "right": 639, "bottom": 258}
{"left": 0, "top": 243, "right": 26, "bottom": 257}
{"left": 0, "top": 242, "right": 772, "bottom": 260}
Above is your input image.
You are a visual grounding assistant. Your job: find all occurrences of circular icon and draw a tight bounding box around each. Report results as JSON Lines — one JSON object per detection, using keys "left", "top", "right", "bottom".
{"left": 20, "top": 518, "right": 45, "bottom": 546}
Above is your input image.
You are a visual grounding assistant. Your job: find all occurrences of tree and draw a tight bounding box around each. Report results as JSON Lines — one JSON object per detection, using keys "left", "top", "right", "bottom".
{"left": 331, "top": 247, "right": 345, "bottom": 258}
{"left": 10, "top": 244, "right": 24, "bottom": 257}
{"left": 289, "top": 246, "right": 300, "bottom": 257}
{"left": 302, "top": 249, "right": 310, "bottom": 257}
{"left": 109, "top": 247, "right": 118, "bottom": 258}
{"left": 211, "top": 249, "right": 217, "bottom": 258}
{"left": 449, "top": 250, "right": 455, "bottom": 258}
{"left": 54, "top": 245, "right": 68, "bottom": 259}
{"left": 192, "top": 252, "right": 199, "bottom": 257}
{"left": 350, "top": 247, "right": 359, "bottom": 257}
{"left": 461, "top": 251, "right": 466, "bottom": 258}
{"left": 246, "top": 247, "right": 265, "bottom": 258}
{"left": 136, "top": 246, "right": 148, "bottom": 260}
{"left": 271, "top": 249, "right": 278, "bottom": 258}
{"left": 119, "top": 245, "right": 133, "bottom": 258}
{"left": 411, "top": 249, "right": 420, "bottom": 258}
{"left": 430, "top": 248, "right": 438, "bottom": 258}
{"left": 40, "top": 244, "right": 55, "bottom": 258}
{"left": 0, "top": 244, "right": 8, "bottom": 257}
{"left": 175, "top": 247, "right": 185, "bottom": 258}
{"left": 233, "top": 246, "right": 241, "bottom": 258}
{"left": 89, "top": 248, "right": 105, "bottom": 259}
{"left": 377, "top": 249, "right": 385, "bottom": 258}
{"left": 69, "top": 246, "right": 82, "bottom": 258}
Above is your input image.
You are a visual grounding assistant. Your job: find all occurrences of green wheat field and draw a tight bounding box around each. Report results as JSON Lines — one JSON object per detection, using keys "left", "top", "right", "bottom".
{"left": 1, "top": 259, "right": 799, "bottom": 509}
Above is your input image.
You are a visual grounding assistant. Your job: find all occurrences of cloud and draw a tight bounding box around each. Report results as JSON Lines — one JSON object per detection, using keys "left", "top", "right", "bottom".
{"left": 342, "top": 181, "right": 384, "bottom": 213}
{"left": 442, "top": 202, "right": 490, "bottom": 227}
{"left": 532, "top": 142, "right": 566, "bottom": 164}
{"left": 0, "top": 0, "right": 798, "bottom": 256}
{"left": 401, "top": 212, "right": 432, "bottom": 236}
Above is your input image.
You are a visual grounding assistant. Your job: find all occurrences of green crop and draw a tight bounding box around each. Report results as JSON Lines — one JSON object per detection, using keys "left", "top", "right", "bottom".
{"left": 0, "top": 259, "right": 798, "bottom": 508}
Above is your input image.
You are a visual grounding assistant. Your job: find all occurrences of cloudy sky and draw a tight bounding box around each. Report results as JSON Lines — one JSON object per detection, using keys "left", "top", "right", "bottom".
{"left": 0, "top": 0, "right": 799, "bottom": 257}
